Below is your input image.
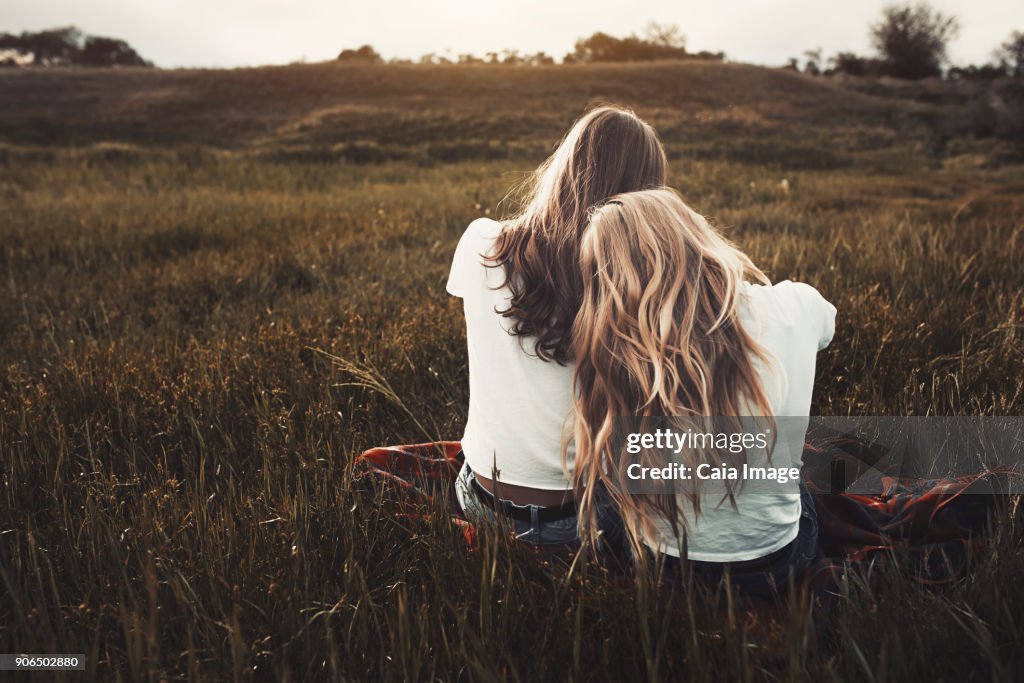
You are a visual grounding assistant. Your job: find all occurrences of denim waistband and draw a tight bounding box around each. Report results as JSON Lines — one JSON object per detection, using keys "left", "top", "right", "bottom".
{"left": 464, "top": 463, "right": 577, "bottom": 523}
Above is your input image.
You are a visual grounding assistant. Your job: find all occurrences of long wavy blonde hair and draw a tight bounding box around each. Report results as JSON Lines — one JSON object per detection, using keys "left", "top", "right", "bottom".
{"left": 566, "top": 188, "right": 777, "bottom": 553}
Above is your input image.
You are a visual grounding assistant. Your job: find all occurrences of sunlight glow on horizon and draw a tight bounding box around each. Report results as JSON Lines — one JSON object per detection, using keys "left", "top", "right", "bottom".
{"left": 4, "top": 0, "right": 1022, "bottom": 69}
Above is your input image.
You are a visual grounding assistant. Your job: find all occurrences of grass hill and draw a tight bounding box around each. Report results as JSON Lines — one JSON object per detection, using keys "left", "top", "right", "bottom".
{"left": 2, "top": 61, "right": 1019, "bottom": 161}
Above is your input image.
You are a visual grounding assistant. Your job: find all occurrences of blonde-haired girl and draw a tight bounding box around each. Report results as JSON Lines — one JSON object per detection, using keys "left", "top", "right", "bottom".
{"left": 569, "top": 188, "right": 836, "bottom": 592}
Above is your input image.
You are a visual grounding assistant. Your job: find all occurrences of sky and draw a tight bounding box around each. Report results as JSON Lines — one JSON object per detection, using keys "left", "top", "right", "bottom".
{"left": 4, "top": 0, "right": 1022, "bottom": 69}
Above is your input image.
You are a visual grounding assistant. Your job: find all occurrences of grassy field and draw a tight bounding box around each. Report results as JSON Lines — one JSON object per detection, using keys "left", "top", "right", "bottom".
{"left": 1, "top": 61, "right": 1023, "bottom": 681}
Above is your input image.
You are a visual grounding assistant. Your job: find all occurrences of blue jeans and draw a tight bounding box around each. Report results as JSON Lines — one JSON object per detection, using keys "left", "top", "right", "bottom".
{"left": 455, "top": 461, "right": 581, "bottom": 545}
{"left": 661, "top": 483, "right": 820, "bottom": 597}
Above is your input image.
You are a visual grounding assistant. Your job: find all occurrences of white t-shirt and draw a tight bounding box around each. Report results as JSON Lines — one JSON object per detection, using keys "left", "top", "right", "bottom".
{"left": 447, "top": 217, "right": 837, "bottom": 561}
{"left": 648, "top": 279, "right": 837, "bottom": 561}
{"left": 447, "top": 217, "right": 576, "bottom": 490}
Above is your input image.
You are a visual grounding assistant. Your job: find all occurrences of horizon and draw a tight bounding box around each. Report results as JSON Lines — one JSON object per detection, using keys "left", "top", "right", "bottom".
{"left": 4, "top": 0, "right": 1022, "bottom": 70}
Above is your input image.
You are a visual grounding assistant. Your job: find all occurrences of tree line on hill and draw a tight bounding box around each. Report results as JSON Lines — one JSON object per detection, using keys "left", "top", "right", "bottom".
{"left": 0, "top": 26, "right": 151, "bottom": 67}
{"left": 5, "top": 5, "right": 1020, "bottom": 81}
{"left": 338, "top": 22, "right": 724, "bottom": 66}
{"left": 788, "top": 3, "right": 1023, "bottom": 80}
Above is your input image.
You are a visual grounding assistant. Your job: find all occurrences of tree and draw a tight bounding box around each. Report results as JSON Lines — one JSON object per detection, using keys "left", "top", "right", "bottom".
{"left": 501, "top": 49, "right": 522, "bottom": 65}
{"left": 0, "top": 26, "right": 82, "bottom": 65}
{"left": 525, "top": 52, "right": 555, "bottom": 67}
{"left": 644, "top": 22, "right": 686, "bottom": 50}
{"left": 870, "top": 3, "right": 960, "bottom": 79}
{"left": 570, "top": 32, "right": 622, "bottom": 62}
{"left": 337, "top": 45, "right": 382, "bottom": 63}
{"left": 803, "top": 48, "right": 823, "bottom": 75}
{"left": 567, "top": 25, "right": 699, "bottom": 63}
{"left": 0, "top": 26, "right": 151, "bottom": 67}
{"left": 994, "top": 30, "right": 1024, "bottom": 77}
{"left": 80, "top": 36, "right": 150, "bottom": 66}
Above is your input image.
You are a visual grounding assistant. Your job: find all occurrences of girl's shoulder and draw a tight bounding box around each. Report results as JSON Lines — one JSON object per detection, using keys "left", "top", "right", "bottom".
{"left": 447, "top": 218, "right": 506, "bottom": 298}
{"left": 741, "top": 280, "right": 837, "bottom": 349}
{"left": 462, "top": 216, "right": 504, "bottom": 244}
{"left": 743, "top": 279, "right": 831, "bottom": 314}
{"left": 453, "top": 217, "right": 504, "bottom": 264}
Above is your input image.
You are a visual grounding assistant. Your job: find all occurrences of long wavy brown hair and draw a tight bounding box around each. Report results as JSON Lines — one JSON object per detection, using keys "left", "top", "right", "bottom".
{"left": 490, "top": 106, "right": 667, "bottom": 364}
{"left": 566, "top": 188, "right": 778, "bottom": 554}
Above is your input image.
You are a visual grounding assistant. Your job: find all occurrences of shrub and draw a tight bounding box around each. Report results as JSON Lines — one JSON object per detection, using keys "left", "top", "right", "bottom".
{"left": 337, "top": 45, "right": 382, "bottom": 64}
{"left": 947, "top": 64, "right": 1008, "bottom": 81}
{"left": 828, "top": 52, "right": 888, "bottom": 77}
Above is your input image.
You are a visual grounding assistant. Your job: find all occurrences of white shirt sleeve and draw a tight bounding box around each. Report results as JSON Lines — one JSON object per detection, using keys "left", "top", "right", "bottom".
{"left": 446, "top": 218, "right": 501, "bottom": 299}
{"left": 818, "top": 295, "right": 837, "bottom": 351}
{"left": 446, "top": 220, "right": 479, "bottom": 298}
{"left": 445, "top": 235, "right": 469, "bottom": 299}
{"left": 790, "top": 281, "right": 837, "bottom": 351}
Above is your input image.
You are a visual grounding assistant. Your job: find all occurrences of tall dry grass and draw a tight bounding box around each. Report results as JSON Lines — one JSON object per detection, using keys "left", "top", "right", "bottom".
{"left": 1, "top": 61, "right": 1023, "bottom": 680}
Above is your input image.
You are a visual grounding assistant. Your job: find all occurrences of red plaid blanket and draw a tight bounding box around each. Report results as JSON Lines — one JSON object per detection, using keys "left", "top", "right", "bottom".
{"left": 357, "top": 440, "right": 1017, "bottom": 588}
